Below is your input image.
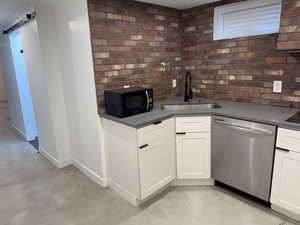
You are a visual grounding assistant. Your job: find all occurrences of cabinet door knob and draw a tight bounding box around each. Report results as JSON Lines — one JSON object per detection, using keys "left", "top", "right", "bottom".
{"left": 176, "top": 132, "right": 186, "bottom": 135}
{"left": 139, "top": 144, "right": 149, "bottom": 149}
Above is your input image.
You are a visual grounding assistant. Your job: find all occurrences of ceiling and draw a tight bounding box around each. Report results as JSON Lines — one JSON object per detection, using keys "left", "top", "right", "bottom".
{"left": 0, "top": 0, "right": 222, "bottom": 31}
{"left": 135, "top": 0, "right": 221, "bottom": 9}
{"left": 0, "top": 0, "right": 33, "bottom": 30}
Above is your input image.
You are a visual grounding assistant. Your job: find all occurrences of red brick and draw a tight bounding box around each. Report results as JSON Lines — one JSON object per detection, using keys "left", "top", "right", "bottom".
{"left": 216, "top": 48, "right": 231, "bottom": 54}
{"left": 278, "top": 41, "right": 300, "bottom": 50}
{"left": 92, "top": 39, "right": 108, "bottom": 45}
{"left": 265, "top": 57, "right": 286, "bottom": 63}
{"left": 95, "top": 65, "right": 111, "bottom": 71}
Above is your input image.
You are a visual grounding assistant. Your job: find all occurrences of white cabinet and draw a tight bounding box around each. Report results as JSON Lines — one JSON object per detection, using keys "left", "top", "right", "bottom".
{"left": 271, "top": 149, "right": 300, "bottom": 217}
{"left": 271, "top": 128, "right": 300, "bottom": 221}
{"left": 103, "top": 117, "right": 175, "bottom": 206}
{"left": 139, "top": 135, "right": 175, "bottom": 199}
{"left": 176, "top": 132, "right": 211, "bottom": 179}
{"left": 137, "top": 118, "right": 175, "bottom": 199}
{"left": 175, "top": 117, "right": 211, "bottom": 180}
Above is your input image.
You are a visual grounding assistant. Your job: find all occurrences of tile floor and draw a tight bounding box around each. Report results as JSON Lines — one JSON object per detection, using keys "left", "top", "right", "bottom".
{"left": 0, "top": 118, "right": 299, "bottom": 225}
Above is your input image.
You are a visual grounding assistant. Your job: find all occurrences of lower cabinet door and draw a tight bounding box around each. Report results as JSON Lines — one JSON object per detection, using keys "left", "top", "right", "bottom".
{"left": 271, "top": 149, "right": 300, "bottom": 214}
{"left": 138, "top": 136, "right": 175, "bottom": 200}
{"left": 176, "top": 132, "right": 211, "bottom": 179}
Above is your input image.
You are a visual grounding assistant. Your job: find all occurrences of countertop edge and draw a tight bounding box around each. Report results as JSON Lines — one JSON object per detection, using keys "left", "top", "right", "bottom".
{"left": 99, "top": 97, "right": 300, "bottom": 131}
{"left": 100, "top": 111, "right": 300, "bottom": 131}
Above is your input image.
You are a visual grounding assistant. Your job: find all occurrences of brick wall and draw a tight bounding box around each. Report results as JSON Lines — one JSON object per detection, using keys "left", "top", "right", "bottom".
{"left": 182, "top": 0, "right": 300, "bottom": 108}
{"left": 88, "top": 0, "right": 183, "bottom": 110}
{"left": 89, "top": 0, "right": 300, "bottom": 110}
{"left": 278, "top": 0, "right": 300, "bottom": 50}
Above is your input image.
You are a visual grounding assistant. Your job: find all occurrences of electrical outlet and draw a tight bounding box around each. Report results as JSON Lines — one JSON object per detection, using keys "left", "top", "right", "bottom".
{"left": 172, "top": 79, "right": 177, "bottom": 88}
{"left": 273, "top": 81, "right": 282, "bottom": 93}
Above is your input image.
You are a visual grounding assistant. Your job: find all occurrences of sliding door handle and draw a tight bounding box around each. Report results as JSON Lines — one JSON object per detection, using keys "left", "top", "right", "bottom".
{"left": 176, "top": 132, "right": 186, "bottom": 135}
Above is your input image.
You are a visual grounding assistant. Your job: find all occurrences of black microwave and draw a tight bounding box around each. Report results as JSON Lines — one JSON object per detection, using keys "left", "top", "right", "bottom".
{"left": 104, "top": 87, "right": 153, "bottom": 118}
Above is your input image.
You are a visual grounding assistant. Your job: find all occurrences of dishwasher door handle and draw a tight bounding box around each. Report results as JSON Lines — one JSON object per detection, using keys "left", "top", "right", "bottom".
{"left": 214, "top": 120, "right": 273, "bottom": 136}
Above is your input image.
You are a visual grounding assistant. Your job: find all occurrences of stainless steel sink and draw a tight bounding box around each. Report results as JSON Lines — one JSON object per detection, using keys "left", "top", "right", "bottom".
{"left": 161, "top": 103, "right": 221, "bottom": 111}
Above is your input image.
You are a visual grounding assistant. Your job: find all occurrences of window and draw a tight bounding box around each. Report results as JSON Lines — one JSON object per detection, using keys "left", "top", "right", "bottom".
{"left": 213, "top": 0, "right": 282, "bottom": 40}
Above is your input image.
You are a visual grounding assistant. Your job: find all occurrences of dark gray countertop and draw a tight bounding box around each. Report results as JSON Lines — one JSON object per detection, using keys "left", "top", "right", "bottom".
{"left": 100, "top": 96, "right": 300, "bottom": 131}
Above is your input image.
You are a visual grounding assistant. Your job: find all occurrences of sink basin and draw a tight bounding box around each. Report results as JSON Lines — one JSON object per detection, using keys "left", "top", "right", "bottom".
{"left": 161, "top": 103, "right": 221, "bottom": 111}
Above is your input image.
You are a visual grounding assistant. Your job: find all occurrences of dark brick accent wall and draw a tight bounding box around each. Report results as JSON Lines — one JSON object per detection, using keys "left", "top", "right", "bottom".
{"left": 278, "top": 0, "right": 300, "bottom": 50}
{"left": 88, "top": 0, "right": 183, "bottom": 110}
{"left": 89, "top": 0, "right": 300, "bottom": 110}
{"left": 182, "top": 0, "right": 300, "bottom": 108}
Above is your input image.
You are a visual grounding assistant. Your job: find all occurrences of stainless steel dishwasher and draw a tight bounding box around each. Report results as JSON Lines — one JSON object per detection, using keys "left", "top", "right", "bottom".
{"left": 212, "top": 116, "right": 276, "bottom": 202}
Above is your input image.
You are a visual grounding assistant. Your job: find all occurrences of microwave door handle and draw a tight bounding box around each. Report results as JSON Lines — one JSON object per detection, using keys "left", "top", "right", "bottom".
{"left": 146, "top": 90, "right": 150, "bottom": 111}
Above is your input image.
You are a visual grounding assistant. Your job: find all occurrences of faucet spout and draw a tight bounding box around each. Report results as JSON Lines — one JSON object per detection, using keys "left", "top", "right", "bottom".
{"left": 184, "top": 71, "right": 193, "bottom": 102}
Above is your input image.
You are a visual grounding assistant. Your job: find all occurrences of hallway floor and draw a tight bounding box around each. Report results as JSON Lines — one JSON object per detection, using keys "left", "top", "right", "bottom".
{"left": 0, "top": 118, "right": 299, "bottom": 225}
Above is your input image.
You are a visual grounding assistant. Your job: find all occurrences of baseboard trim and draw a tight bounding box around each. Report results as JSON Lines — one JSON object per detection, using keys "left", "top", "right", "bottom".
{"left": 272, "top": 204, "right": 300, "bottom": 222}
{"left": 172, "top": 178, "right": 215, "bottom": 186}
{"left": 72, "top": 159, "right": 107, "bottom": 187}
{"left": 39, "top": 147, "right": 71, "bottom": 168}
{"left": 11, "top": 123, "right": 36, "bottom": 141}
{"left": 109, "top": 179, "right": 139, "bottom": 206}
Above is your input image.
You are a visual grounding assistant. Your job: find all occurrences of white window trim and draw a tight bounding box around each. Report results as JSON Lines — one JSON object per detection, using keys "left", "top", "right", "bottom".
{"left": 213, "top": 0, "right": 282, "bottom": 41}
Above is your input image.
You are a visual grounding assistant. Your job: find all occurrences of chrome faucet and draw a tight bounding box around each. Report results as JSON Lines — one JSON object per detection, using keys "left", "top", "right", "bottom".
{"left": 184, "top": 71, "right": 193, "bottom": 102}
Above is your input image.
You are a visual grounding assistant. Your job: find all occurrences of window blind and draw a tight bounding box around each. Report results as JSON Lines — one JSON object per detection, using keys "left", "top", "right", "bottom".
{"left": 214, "top": 0, "right": 282, "bottom": 40}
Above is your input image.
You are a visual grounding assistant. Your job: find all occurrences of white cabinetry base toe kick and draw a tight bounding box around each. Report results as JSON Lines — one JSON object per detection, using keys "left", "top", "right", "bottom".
{"left": 272, "top": 204, "right": 300, "bottom": 222}
{"left": 172, "top": 178, "right": 214, "bottom": 186}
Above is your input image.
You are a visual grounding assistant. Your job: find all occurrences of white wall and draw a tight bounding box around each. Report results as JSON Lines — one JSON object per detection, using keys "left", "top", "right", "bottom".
{"left": 0, "top": 0, "right": 106, "bottom": 185}
{"left": 0, "top": 35, "right": 27, "bottom": 137}
{"left": 29, "top": 4, "right": 72, "bottom": 166}
{"left": 55, "top": 0, "right": 105, "bottom": 183}
{"left": 0, "top": 22, "right": 66, "bottom": 163}
{"left": 32, "top": 0, "right": 106, "bottom": 184}
{"left": 0, "top": 65, "right": 7, "bottom": 101}
{"left": 21, "top": 21, "right": 58, "bottom": 160}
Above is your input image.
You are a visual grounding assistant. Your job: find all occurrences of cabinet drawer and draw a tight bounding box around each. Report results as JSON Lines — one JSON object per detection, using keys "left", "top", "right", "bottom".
{"left": 138, "top": 118, "right": 174, "bottom": 146}
{"left": 176, "top": 116, "right": 211, "bottom": 133}
{"left": 277, "top": 128, "right": 300, "bottom": 153}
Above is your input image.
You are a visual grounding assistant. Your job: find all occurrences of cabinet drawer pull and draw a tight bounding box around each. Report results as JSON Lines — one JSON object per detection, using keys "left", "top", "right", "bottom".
{"left": 277, "top": 147, "right": 291, "bottom": 152}
{"left": 153, "top": 121, "right": 162, "bottom": 125}
{"left": 139, "top": 144, "right": 149, "bottom": 149}
{"left": 176, "top": 132, "right": 186, "bottom": 135}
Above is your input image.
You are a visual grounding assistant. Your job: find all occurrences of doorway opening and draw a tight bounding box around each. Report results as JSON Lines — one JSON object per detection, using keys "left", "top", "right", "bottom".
{"left": 9, "top": 31, "right": 39, "bottom": 150}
